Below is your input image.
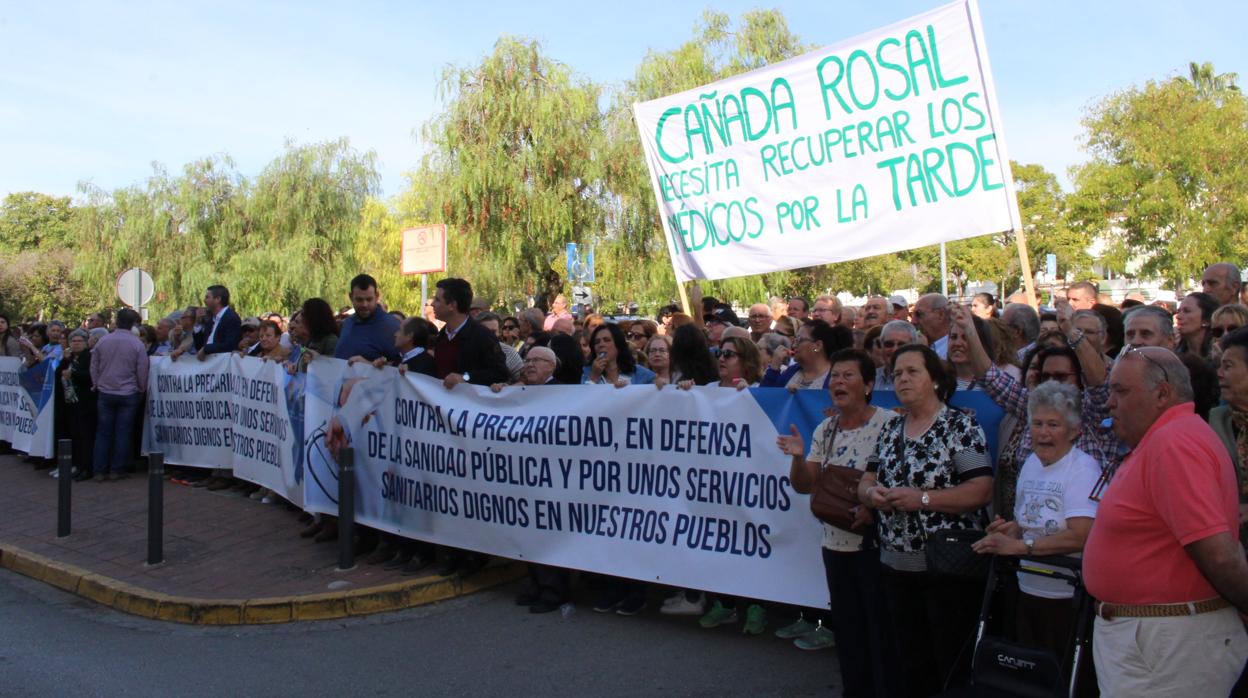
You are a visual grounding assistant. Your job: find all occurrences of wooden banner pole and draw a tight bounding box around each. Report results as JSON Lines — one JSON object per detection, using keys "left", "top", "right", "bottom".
{"left": 676, "top": 280, "right": 692, "bottom": 316}
{"left": 1014, "top": 228, "right": 1038, "bottom": 307}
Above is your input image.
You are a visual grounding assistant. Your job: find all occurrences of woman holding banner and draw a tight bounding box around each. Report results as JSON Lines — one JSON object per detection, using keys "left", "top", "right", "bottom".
{"left": 858, "top": 345, "right": 993, "bottom": 696}
{"left": 778, "top": 348, "right": 896, "bottom": 694}
{"left": 677, "top": 336, "right": 769, "bottom": 633}
{"left": 583, "top": 324, "right": 655, "bottom": 386}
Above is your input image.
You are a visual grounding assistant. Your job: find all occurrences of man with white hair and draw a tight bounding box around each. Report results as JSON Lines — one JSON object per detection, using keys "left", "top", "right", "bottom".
{"left": 1002, "top": 303, "right": 1040, "bottom": 362}
{"left": 1202, "top": 262, "right": 1242, "bottom": 307}
{"left": 1123, "top": 305, "right": 1175, "bottom": 349}
{"left": 747, "top": 303, "right": 773, "bottom": 342}
{"left": 858, "top": 296, "right": 891, "bottom": 332}
{"left": 1085, "top": 346, "right": 1248, "bottom": 695}
{"left": 912, "top": 293, "right": 951, "bottom": 358}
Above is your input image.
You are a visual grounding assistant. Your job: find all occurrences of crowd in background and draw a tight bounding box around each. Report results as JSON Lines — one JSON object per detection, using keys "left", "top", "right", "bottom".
{"left": 5, "top": 261, "right": 1248, "bottom": 696}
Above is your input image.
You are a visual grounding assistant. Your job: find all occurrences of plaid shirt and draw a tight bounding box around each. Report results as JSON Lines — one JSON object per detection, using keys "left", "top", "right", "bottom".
{"left": 982, "top": 365, "right": 1126, "bottom": 473}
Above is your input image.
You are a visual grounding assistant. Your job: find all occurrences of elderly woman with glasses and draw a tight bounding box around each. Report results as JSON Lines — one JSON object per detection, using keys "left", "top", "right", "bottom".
{"left": 760, "top": 320, "right": 852, "bottom": 390}
{"left": 973, "top": 381, "right": 1100, "bottom": 692}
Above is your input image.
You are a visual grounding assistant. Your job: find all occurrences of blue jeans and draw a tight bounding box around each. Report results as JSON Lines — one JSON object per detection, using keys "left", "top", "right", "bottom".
{"left": 93, "top": 392, "right": 141, "bottom": 475}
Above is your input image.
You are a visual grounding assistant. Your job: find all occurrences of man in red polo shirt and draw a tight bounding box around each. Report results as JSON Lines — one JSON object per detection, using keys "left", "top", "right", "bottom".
{"left": 1085, "top": 346, "right": 1248, "bottom": 695}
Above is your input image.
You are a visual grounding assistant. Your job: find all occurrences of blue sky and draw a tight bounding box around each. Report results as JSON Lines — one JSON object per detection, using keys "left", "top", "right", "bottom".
{"left": 1, "top": 1, "right": 1243, "bottom": 200}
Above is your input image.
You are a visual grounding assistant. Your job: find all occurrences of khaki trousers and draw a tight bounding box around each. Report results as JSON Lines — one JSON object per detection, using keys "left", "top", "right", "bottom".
{"left": 1093, "top": 605, "right": 1248, "bottom": 696}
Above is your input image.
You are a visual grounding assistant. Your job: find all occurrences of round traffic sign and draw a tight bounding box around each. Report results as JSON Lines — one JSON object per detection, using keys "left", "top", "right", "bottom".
{"left": 116, "top": 268, "right": 155, "bottom": 308}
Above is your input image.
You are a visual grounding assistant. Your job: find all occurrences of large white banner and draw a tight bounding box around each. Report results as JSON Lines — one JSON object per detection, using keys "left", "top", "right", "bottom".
{"left": 143, "top": 354, "right": 302, "bottom": 505}
{"left": 0, "top": 356, "right": 57, "bottom": 458}
{"left": 304, "top": 359, "right": 830, "bottom": 608}
{"left": 633, "top": 0, "right": 1019, "bottom": 282}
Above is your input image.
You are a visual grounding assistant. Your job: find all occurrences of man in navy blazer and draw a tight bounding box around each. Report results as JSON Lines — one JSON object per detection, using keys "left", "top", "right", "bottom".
{"left": 195, "top": 284, "right": 242, "bottom": 359}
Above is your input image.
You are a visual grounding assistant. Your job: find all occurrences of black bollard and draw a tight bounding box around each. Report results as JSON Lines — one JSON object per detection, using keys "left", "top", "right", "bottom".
{"left": 338, "top": 448, "right": 355, "bottom": 570}
{"left": 147, "top": 452, "right": 164, "bottom": 565}
{"left": 56, "top": 438, "right": 72, "bottom": 538}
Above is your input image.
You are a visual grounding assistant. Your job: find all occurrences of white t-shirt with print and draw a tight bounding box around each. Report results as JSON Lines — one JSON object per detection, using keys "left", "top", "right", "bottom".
{"left": 1013, "top": 446, "right": 1100, "bottom": 599}
{"left": 807, "top": 408, "right": 899, "bottom": 552}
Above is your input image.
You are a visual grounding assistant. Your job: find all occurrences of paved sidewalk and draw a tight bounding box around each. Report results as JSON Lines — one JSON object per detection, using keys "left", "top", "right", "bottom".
{"left": 0, "top": 453, "right": 518, "bottom": 623}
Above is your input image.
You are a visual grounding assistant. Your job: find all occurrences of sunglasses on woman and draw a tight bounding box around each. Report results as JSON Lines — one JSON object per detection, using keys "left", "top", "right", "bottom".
{"left": 1212, "top": 324, "right": 1241, "bottom": 338}
{"left": 719, "top": 349, "right": 739, "bottom": 360}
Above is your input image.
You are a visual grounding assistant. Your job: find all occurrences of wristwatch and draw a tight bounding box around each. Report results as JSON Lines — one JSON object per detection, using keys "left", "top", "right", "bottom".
{"left": 1024, "top": 537, "right": 1036, "bottom": 556}
{"left": 920, "top": 491, "right": 930, "bottom": 510}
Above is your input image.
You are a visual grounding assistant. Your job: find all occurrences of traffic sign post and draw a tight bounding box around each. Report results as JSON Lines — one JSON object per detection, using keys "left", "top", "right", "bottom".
{"left": 116, "top": 268, "right": 155, "bottom": 321}
{"left": 401, "top": 225, "right": 448, "bottom": 311}
{"left": 566, "top": 243, "right": 595, "bottom": 284}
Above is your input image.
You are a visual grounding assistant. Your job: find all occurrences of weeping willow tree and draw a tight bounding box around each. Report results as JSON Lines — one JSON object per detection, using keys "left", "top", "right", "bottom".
{"left": 410, "top": 36, "right": 606, "bottom": 310}
{"left": 71, "top": 140, "right": 378, "bottom": 317}
{"left": 232, "top": 138, "right": 379, "bottom": 312}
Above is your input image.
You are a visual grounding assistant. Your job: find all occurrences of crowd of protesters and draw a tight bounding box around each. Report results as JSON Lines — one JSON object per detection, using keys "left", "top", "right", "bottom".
{"left": 6, "top": 261, "right": 1248, "bottom": 697}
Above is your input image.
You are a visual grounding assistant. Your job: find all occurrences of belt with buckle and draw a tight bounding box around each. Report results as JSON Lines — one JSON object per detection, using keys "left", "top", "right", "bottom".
{"left": 1096, "top": 597, "right": 1230, "bottom": 620}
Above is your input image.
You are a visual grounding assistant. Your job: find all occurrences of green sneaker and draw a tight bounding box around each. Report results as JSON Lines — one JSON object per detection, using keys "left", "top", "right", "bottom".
{"left": 742, "top": 604, "right": 767, "bottom": 635}
{"left": 698, "top": 600, "right": 738, "bottom": 628}
{"left": 794, "top": 625, "right": 837, "bottom": 650}
{"left": 774, "top": 616, "right": 816, "bottom": 639}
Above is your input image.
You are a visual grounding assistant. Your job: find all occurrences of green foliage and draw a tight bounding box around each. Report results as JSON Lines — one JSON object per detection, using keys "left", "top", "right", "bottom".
{"left": 1068, "top": 75, "right": 1248, "bottom": 288}
{"left": 412, "top": 36, "right": 605, "bottom": 309}
{"left": 0, "top": 192, "right": 76, "bottom": 252}
{"left": 69, "top": 140, "right": 378, "bottom": 320}
{"left": 0, "top": 247, "right": 94, "bottom": 321}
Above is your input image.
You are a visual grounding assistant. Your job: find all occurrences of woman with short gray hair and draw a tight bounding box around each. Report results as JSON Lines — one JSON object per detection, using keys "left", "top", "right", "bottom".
{"left": 973, "top": 380, "right": 1101, "bottom": 691}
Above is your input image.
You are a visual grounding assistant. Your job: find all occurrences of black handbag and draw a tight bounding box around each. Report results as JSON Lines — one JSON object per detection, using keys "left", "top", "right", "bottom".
{"left": 888, "top": 416, "right": 988, "bottom": 579}
{"left": 924, "top": 527, "right": 990, "bottom": 579}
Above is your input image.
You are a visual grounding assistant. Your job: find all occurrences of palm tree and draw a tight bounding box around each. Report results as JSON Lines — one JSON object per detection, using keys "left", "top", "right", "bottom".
{"left": 1187, "top": 61, "right": 1240, "bottom": 101}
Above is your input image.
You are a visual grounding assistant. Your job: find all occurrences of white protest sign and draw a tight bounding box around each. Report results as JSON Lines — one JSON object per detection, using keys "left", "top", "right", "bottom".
{"left": 0, "top": 356, "right": 56, "bottom": 458}
{"left": 143, "top": 354, "right": 301, "bottom": 504}
{"left": 633, "top": 0, "right": 1019, "bottom": 282}
{"left": 303, "top": 359, "right": 829, "bottom": 608}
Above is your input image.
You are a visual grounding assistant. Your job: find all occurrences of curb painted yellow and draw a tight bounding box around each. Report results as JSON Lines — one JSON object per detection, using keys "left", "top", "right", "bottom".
{"left": 0, "top": 543, "right": 523, "bottom": 625}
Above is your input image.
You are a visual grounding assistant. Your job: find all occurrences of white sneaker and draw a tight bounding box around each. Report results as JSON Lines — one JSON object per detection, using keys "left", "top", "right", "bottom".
{"left": 661, "top": 591, "right": 685, "bottom": 608}
{"left": 660, "top": 595, "right": 706, "bottom": 616}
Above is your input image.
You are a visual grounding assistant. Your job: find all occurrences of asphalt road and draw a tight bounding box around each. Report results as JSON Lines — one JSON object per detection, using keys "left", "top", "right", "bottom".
{"left": 0, "top": 568, "right": 838, "bottom": 696}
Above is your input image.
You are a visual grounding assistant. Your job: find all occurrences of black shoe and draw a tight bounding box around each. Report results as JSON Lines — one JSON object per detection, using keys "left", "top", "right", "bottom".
{"left": 616, "top": 597, "right": 646, "bottom": 616}
{"left": 401, "top": 555, "right": 434, "bottom": 577}
{"left": 72, "top": 471, "right": 93, "bottom": 482}
{"left": 381, "top": 552, "right": 411, "bottom": 571}
{"left": 592, "top": 594, "right": 622, "bottom": 613}
{"left": 363, "top": 543, "right": 395, "bottom": 565}
{"left": 515, "top": 590, "right": 541, "bottom": 606}
{"left": 457, "top": 555, "right": 488, "bottom": 579}
{"left": 529, "top": 598, "right": 564, "bottom": 614}
{"left": 436, "top": 557, "right": 461, "bottom": 577}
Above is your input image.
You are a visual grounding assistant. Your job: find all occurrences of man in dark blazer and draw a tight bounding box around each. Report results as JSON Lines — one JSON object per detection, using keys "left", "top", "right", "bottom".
{"left": 194, "top": 285, "right": 242, "bottom": 359}
{"left": 430, "top": 278, "right": 509, "bottom": 389}
{"left": 428, "top": 277, "right": 508, "bottom": 578}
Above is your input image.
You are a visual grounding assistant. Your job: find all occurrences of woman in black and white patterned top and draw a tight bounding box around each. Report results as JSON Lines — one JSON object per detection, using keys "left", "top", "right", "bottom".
{"left": 858, "top": 344, "right": 993, "bottom": 697}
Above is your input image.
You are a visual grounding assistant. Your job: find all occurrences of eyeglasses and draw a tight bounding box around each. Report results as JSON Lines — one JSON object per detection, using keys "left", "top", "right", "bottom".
{"left": 647, "top": 347, "right": 669, "bottom": 355}
{"left": 1212, "top": 325, "right": 1241, "bottom": 338}
{"left": 502, "top": 324, "right": 518, "bottom": 331}
{"left": 881, "top": 340, "right": 906, "bottom": 349}
{"left": 627, "top": 331, "right": 647, "bottom": 340}
{"left": 719, "top": 349, "right": 739, "bottom": 360}
{"left": 1123, "top": 346, "right": 1171, "bottom": 384}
